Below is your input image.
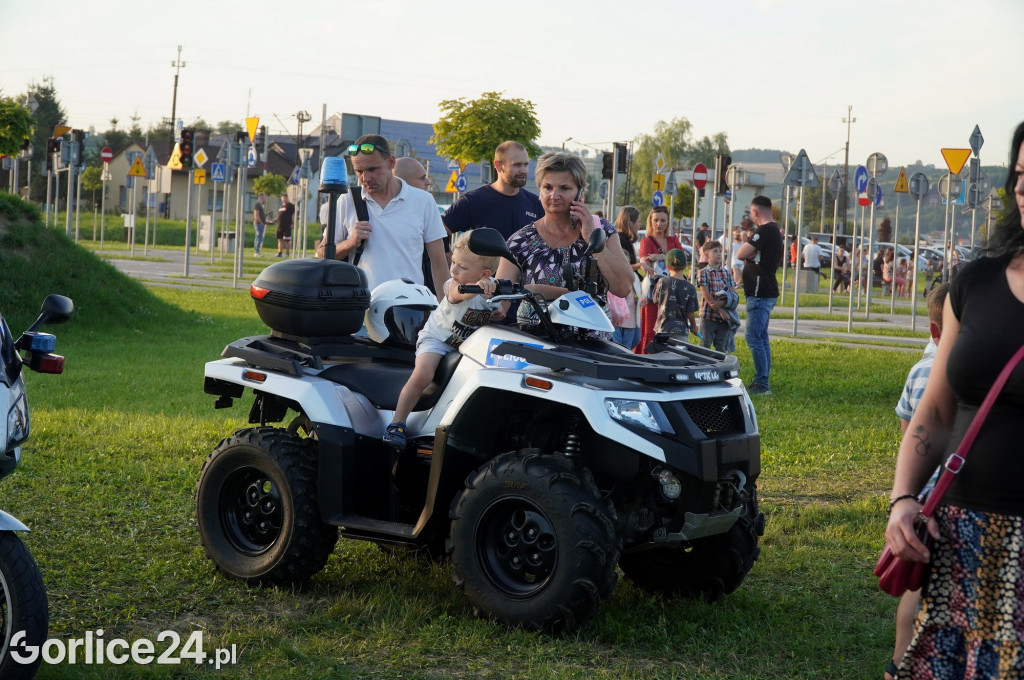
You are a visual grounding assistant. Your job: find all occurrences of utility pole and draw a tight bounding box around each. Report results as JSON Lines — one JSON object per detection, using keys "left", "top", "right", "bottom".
{"left": 841, "top": 105, "right": 856, "bottom": 235}
{"left": 296, "top": 110, "right": 312, "bottom": 166}
{"left": 169, "top": 46, "right": 186, "bottom": 155}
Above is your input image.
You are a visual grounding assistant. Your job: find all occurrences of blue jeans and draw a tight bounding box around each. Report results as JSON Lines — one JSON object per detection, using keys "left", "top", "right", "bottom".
{"left": 744, "top": 296, "right": 776, "bottom": 386}
{"left": 254, "top": 223, "right": 266, "bottom": 254}
{"left": 612, "top": 326, "right": 641, "bottom": 351}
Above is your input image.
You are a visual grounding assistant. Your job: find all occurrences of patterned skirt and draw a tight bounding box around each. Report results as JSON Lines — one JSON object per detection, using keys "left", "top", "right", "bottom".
{"left": 898, "top": 505, "right": 1024, "bottom": 679}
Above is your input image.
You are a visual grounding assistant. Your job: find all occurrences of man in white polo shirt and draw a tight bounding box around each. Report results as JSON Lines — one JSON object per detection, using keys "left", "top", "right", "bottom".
{"left": 316, "top": 134, "right": 448, "bottom": 296}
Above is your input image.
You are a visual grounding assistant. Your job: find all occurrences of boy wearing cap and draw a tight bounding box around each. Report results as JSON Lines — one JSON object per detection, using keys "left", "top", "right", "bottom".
{"left": 651, "top": 248, "right": 699, "bottom": 341}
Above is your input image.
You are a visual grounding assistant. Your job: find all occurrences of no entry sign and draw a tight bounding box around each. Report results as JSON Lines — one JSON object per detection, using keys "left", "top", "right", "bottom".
{"left": 692, "top": 163, "right": 708, "bottom": 190}
{"left": 100, "top": 147, "right": 113, "bottom": 163}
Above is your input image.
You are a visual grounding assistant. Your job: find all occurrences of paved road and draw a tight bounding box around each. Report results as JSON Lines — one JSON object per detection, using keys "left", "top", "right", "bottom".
{"left": 95, "top": 247, "right": 929, "bottom": 352}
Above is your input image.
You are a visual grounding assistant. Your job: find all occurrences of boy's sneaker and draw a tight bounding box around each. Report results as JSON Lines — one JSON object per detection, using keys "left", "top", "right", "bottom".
{"left": 748, "top": 383, "right": 772, "bottom": 395}
{"left": 383, "top": 422, "right": 407, "bottom": 449}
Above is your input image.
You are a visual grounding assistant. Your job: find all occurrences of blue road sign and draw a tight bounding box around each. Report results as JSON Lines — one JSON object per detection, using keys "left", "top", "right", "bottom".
{"left": 854, "top": 165, "right": 869, "bottom": 193}
{"left": 290, "top": 167, "right": 300, "bottom": 185}
{"left": 652, "top": 190, "right": 664, "bottom": 207}
{"left": 874, "top": 182, "right": 883, "bottom": 206}
{"left": 211, "top": 162, "right": 226, "bottom": 182}
{"left": 247, "top": 145, "right": 257, "bottom": 169}
{"left": 455, "top": 174, "right": 468, "bottom": 193}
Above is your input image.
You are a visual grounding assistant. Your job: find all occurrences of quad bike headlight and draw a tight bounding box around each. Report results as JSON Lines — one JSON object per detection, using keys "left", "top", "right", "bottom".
{"left": 604, "top": 399, "right": 674, "bottom": 434}
{"left": 6, "top": 382, "right": 29, "bottom": 451}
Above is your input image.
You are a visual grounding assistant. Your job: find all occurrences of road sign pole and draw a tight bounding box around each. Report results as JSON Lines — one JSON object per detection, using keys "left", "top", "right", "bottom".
{"left": 65, "top": 162, "right": 75, "bottom": 238}
{"left": 865, "top": 189, "right": 876, "bottom": 320}
{"left": 890, "top": 193, "right": 900, "bottom": 314}
{"left": 912, "top": 194, "right": 923, "bottom": 332}
{"left": 211, "top": 181, "right": 217, "bottom": 265}
{"left": 100, "top": 173, "right": 107, "bottom": 251}
{"left": 184, "top": 169, "right": 193, "bottom": 278}
{"left": 75, "top": 169, "right": 82, "bottom": 242}
{"left": 847, "top": 202, "right": 860, "bottom": 332}
{"left": 792, "top": 186, "right": 807, "bottom": 335}
{"left": 828, "top": 193, "right": 840, "bottom": 313}
{"left": 780, "top": 188, "right": 790, "bottom": 306}
{"left": 942, "top": 173, "right": 952, "bottom": 283}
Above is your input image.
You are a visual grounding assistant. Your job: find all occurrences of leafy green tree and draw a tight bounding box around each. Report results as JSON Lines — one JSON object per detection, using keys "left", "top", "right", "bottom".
{"left": 623, "top": 117, "right": 729, "bottom": 208}
{"left": 431, "top": 92, "right": 542, "bottom": 176}
{"left": 0, "top": 94, "right": 35, "bottom": 157}
{"left": 25, "top": 77, "right": 67, "bottom": 201}
{"left": 103, "top": 118, "right": 130, "bottom": 154}
{"left": 253, "top": 173, "right": 287, "bottom": 198}
{"left": 80, "top": 166, "right": 103, "bottom": 209}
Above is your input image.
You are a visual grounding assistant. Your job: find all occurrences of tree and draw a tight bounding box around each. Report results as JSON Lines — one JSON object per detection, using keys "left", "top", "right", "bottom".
{"left": 623, "top": 118, "right": 729, "bottom": 208}
{"left": 25, "top": 77, "right": 67, "bottom": 201}
{"left": 0, "top": 94, "right": 35, "bottom": 157}
{"left": 80, "top": 166, "right": 103, "bottom": 209}
{"left": 102, "top": 118, "right": 130, "bottom": 154}
{"left": 253, "top": 174, "right": 287, "bottom": 198}
{"left": 431, "top": 92, "right": 542, "bottom": 173}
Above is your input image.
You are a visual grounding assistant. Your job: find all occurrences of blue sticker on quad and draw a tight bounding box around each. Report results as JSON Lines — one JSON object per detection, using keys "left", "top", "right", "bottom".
{"left": 575, "top": 294, "right": 596, "bottom": 308}
{"left": 486, "top": 339, "right": 542, "bottom": 369}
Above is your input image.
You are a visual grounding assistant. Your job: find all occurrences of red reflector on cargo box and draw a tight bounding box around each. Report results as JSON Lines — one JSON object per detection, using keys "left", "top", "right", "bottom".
{"left": 242, "top": 370, "right": 267, "bottom": 383}
{"left": 250, "top": 285, "right": 271, "bottom": 299}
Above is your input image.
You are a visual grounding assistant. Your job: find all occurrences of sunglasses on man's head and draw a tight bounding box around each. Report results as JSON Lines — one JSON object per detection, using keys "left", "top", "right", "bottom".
{"left": 349, "top": 143, "right": 382, "bottom": 156}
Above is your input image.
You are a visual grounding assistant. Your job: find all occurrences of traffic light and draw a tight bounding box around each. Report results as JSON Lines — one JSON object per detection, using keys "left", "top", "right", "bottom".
{"left": 180, "top": 128, "right": 194, "bottom": 169}
{"left": 601, "top": 152, "right": 613, "bottom": 180}
{"left": 715, "top": 154, "right": 732, "bottom": 196}
{"left": 615, "top": 143, "right": 628, "bottom": 173}
{"left": 255, "top": 125, "right": 266, "bottom": 150}
{"left": 73, "top": 129, "right": 86, "bottom": 168}
{"left": 45, "top": 138, "right": 60, "bottom": 173}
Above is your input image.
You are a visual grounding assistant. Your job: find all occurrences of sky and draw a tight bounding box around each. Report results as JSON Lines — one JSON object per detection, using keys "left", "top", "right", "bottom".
{"left": 2, "top": 0, "right": 1022, "bottom": 173}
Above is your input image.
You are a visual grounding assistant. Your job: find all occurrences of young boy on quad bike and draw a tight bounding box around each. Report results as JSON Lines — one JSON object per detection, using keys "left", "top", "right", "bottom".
{"left": 385, "top": 229, "right": 502, "bottom": 448}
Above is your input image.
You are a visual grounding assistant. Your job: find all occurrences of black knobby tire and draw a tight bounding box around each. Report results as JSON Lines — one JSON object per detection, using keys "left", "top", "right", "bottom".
{"left": 0, "top": 531, "right": 47, "bottom": 679}
{"left": 448, "top": 450, "right": 619, "bottom": 632}
{"left": 619, "top": 498, "right": 764, "bottom": 601}
{"left": 195, "top": 427, "right": 338, "bottom": 587}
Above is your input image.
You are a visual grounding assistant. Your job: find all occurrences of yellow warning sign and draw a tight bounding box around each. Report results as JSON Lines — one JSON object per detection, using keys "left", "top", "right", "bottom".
{"left": 894, "top": 166, "right": 909, "bottom": 194}
{"left": 246, "top": 117, "right": 260, "bottom": 145}
{"left": 940, "top": 148, "right": 971, "bottom": 175}
{"left": 168, "top": 143, "right": 183, "bottom": 170}
{"left": 652, "top": 173, "right": 665, "bottom": 192}
{"left": 128, "top": 157, "right": 147, "bottom": 178}
{"left": 53, "top": 125, "right": 72, "bottom": 139}
{"left": 445, "top": 170, "right": 459, "bottom": 193}
{"left": 193, "top": 169, "right": 206, "bottom": 185}
{"left": 458, "top": 160, "right": 467, "bottom": 173}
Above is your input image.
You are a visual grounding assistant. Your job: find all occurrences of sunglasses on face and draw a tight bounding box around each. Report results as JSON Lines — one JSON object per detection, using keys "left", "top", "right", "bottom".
{"left": 349, "top": 143, "right": 382, "bottom": 156}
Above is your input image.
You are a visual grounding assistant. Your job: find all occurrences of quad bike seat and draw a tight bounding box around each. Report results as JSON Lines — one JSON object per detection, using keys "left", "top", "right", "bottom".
{"left": 319, "top": 350, "right": 462, "bottom": 412}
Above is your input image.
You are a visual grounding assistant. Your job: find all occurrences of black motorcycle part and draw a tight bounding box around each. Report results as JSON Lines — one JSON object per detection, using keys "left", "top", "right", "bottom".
{"left": 0, "top": 531, "right": 47, "bottom": 679}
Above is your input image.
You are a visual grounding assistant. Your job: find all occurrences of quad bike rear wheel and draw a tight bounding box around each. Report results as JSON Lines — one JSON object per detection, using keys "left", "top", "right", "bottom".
{"left": 195, "top": 427, "right": 337, "bottom": 586}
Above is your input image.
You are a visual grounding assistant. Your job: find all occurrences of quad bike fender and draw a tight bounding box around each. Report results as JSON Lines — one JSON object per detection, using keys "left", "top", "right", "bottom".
{"left": 206, "top": 358, "right": 357, "bottom": 428}
{"left": 431, "top": 365, "right": 671, "bottom": 461}
{"left": 0, "top": 510, "right": 30, "bottom": 532}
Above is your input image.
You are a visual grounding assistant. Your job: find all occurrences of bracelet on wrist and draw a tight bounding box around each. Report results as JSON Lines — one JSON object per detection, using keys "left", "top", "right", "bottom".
{"left": 887, "top": 493, "right": 918, "bottom": 516}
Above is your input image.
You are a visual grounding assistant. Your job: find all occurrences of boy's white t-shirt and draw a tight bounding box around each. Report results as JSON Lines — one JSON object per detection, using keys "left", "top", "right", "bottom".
{"left": 419, "top": 279, "right": 495, "bottom": 348}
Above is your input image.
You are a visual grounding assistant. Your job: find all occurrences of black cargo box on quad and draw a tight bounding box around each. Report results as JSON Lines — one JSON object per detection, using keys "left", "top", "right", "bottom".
{"left": 251, "top": 259, "right": 369, "bottom": 337}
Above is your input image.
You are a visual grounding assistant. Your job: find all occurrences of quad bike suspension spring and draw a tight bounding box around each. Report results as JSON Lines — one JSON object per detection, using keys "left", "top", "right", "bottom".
{"left": 561, "top": 414, "right": 582, "bottom": 458}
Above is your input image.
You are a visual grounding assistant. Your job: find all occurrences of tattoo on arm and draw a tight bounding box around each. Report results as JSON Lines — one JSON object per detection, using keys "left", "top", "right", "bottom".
{"left": 912, "top": 425, "right": 931, "bottom": 457}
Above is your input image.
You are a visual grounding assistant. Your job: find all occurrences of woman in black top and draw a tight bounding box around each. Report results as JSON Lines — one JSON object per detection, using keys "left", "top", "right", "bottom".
{"left": 884, "top": 120, "right": 1024, "bottom": 679}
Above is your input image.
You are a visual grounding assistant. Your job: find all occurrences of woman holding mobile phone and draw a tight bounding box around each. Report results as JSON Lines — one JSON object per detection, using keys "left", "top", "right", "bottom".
{"left": 496, "top": 152, "right": 633, "bottom": 333}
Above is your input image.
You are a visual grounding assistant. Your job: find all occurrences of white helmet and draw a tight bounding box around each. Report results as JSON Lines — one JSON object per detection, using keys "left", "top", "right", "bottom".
{"left": 365, "top": 279, "right": 438, "bottom": 347}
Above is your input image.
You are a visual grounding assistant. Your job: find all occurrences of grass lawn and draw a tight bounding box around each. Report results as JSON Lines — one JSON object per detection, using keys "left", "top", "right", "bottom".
{"left": 2, "top": 195, "right": 918, "bottom": 679}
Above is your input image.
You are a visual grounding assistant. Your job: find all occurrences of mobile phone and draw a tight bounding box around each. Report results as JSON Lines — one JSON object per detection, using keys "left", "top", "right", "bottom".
{"left": 570, "top": 187, "right": 584, "bottom": 228}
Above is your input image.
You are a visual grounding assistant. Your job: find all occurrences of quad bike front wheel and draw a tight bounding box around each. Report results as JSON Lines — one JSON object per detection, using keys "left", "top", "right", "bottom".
{"left": 0, "top": 531, "right": 47, "bottom": 679}
{"left": 195, "top": 427, "right": 337, "bottom": 587}
{"left": 449, "top": 449, "right": 619, "bottom": 632}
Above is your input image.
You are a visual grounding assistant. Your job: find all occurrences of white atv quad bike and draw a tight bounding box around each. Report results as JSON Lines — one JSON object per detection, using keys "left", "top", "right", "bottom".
{"left": 197, "top": 227, "right": 764, "bottom": 632}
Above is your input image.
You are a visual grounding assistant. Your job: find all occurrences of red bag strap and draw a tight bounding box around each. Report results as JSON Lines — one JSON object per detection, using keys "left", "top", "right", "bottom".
{"left": 920, "top": 342, "right": 1024, "bottom": 517}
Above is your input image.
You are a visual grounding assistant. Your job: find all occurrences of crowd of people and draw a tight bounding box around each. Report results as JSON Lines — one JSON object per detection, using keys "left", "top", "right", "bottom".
{"left": 271, "top": 119, "right": 1024, "bottom": 680}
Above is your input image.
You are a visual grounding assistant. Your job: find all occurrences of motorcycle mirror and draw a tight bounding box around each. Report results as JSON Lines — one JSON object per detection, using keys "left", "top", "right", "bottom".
{"left": 582, "top": 227, "right": 606, "bottom": 257}
{"left": 25, "top": 295, "right": 74, "bottom": 334}
{"left": 465, "top": 227, "right": 516, "bottom": 267}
